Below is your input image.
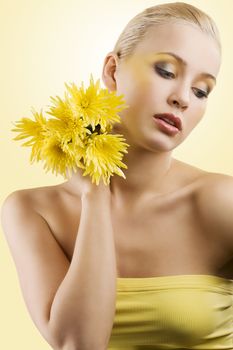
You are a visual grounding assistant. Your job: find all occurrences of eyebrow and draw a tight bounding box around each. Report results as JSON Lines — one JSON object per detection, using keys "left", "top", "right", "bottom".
{"left": 156, "top": 51, "right": 217, "bottom": 84}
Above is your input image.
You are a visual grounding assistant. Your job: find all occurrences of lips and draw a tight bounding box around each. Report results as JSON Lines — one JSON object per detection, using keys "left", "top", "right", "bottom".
{"left": 153, "top": 113, "right": 182, "bottom": 131}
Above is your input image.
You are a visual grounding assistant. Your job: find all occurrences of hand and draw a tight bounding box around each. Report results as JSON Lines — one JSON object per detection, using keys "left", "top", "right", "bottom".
{"left": 67, "top": 168, "right": 112, "bottom": 198}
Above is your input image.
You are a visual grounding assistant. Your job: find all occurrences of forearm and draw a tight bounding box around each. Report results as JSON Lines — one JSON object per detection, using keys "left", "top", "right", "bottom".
{"left": 49, "top": 190, "right": 117, "bottom": 349}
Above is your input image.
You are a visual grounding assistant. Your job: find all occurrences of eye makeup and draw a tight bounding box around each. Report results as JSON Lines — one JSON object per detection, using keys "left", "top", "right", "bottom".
{"left": 153, "top": 53, "right": 213, "bottom": 95}
{"left": 154, "top": 52, "right": 216, "bottom": 84}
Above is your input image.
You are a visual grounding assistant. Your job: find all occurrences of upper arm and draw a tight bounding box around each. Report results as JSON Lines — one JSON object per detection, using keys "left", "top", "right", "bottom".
{"left": 196, "top": 174, "right": 233, "bottom": 253}
{"left": 1, "top": 191, "right": 70, "bottom": 348}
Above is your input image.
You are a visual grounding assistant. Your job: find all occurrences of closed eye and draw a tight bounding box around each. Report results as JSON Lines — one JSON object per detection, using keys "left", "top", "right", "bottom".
{"left": 192, "top": 88, "right": 208, "bottom": 99}
{"left": 154, "top": 66, "right": 209, "bottom": 99}
{"left": 155, "top": 67, "right": 175, "bottom": 79}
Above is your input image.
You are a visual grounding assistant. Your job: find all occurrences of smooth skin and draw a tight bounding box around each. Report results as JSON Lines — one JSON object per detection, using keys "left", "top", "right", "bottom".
{"left": 2, "top": 22, "right": 233, "bottom": 350}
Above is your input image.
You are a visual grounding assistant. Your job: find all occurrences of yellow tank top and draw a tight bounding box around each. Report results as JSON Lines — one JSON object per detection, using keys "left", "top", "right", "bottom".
{"left": 108, "top": 274, "right": 233, "bottom": 349}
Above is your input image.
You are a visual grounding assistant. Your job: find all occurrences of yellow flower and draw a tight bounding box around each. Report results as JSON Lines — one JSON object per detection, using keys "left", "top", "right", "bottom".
{"left": 82, "top": 133, "right": 129, "bottom": 186}
{"left": 11, "top": 108, "right": 49, "bottom": 162}
{"left": 11, "top": 74, "right": 130, "bottom": 185}
{"left": 40, "top": 134, "right": 86, "bottom": 179}
{"left": 65, "top": 74, "right": 128, "bottom": 132}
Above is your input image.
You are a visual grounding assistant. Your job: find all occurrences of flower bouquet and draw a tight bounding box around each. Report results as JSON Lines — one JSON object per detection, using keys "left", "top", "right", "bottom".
{"left": 11, "top": 74, "right": 130, "bottom": 185}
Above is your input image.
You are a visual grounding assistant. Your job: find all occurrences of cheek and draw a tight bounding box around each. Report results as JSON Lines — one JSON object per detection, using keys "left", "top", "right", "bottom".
{"left": 123, "top": 84, "right": 151, "bottom": 108}
{"left": 134, "top": 80, "right": 160, "bottom": 105}
{"left": 186, "top": 104, "right": 207, "bottom": 132}
{"left": 194, "top": 103, "right": 207, "bottom": 123}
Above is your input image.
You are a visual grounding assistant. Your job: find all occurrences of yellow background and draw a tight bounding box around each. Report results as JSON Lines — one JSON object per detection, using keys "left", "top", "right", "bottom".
{"left": 1, "top": 0, "right": 232, "bottom": 349}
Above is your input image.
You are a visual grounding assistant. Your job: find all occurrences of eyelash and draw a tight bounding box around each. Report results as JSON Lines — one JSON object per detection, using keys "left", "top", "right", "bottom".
{"left": 155, "top": 67, "right": 208, "bottom": 99}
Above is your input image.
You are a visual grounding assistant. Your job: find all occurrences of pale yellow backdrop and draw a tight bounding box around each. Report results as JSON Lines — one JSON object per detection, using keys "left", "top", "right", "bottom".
{"left": 0, "top": 0, "right": 232, "bottom": 349}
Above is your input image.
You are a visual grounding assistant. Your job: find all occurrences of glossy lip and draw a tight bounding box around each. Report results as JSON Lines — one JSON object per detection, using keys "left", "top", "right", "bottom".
{"left": 153, "top": 113, "right": 182, "bottom": 131}
{"left": 153, "top": 117, "right": 180, "bottom": 136}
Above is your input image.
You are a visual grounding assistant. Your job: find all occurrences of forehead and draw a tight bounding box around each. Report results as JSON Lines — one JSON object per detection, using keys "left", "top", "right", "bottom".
{"left": 131, "top": 22, "right": 221, "bottom": 77}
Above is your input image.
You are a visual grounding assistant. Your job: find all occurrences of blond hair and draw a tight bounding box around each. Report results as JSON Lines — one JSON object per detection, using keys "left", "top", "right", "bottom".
{"left": 113, "top": 1, "right": 221, "bottom": 62}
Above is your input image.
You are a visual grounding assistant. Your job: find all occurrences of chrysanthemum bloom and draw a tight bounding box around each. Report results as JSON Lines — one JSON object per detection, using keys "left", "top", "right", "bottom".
{"left": 11, "top": 74, "right": 130, "bottom": 185}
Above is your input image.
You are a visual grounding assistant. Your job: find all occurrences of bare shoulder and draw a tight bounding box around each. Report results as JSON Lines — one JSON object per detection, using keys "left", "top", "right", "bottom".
{"left": 196, "top": 171, "right": 233, "bottom": 208}
{"left": 1, "top": 183, "right": 73, "bottom": 227}
{"left": 195, "top": 171, "right": 233, "bottom": 251}
{"left": 1, "top": 183, "right": 82, "bottom": 261}
{"left": 3, "top": 184, "right": 60, "bottom": 201}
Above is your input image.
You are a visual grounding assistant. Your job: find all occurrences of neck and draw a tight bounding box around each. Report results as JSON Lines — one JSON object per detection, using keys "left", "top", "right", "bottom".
{"left": 108, "top": 122, "right": 177, "bottom": 201}
{"left": 110, "top": 147, "right": 175, "bottom": 201}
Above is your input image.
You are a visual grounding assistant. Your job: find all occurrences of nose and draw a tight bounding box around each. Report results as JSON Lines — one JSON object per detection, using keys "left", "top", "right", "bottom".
{"left": 168, "top": 86, "right": 189, "bottom": 111}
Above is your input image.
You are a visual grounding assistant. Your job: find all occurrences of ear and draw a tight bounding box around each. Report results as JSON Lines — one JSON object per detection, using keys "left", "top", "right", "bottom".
{"left": 101, "top": 52, "right": 119, "bottom": 91}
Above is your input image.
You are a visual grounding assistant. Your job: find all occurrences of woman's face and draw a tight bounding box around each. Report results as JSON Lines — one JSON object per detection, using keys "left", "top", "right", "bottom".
{"left": 103, "top": 22, "right": 221, "bottom": 152}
